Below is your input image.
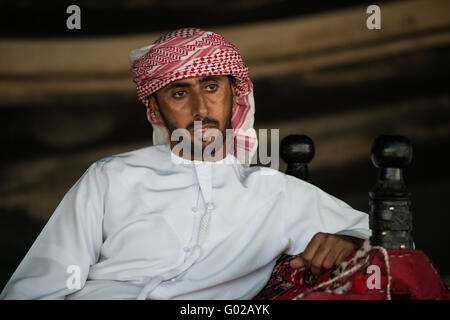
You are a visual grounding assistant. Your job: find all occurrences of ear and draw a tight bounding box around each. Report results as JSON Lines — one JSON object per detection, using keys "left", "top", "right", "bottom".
{"left": 148, "top": 94, "right": 163, "bottom": 122}
{"left": 231, "top": 82, "right": 237, "bottom": 111}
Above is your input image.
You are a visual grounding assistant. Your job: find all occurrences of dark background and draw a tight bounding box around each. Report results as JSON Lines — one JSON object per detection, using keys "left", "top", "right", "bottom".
{"left": 1, "top": 0, "right": 449, "bottom": 290}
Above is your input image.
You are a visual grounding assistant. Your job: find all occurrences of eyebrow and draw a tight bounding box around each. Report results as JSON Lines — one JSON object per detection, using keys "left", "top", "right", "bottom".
{"left": 199, "top": 75, "right": 222, "bottom": 83}
{"left": 165, "top": 75, "right": 222, "bottom": 91}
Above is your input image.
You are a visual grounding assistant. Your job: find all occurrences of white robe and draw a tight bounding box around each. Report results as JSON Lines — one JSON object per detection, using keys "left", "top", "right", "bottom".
{"left": 0, "top": 143, "right": 371, "bottom": 300}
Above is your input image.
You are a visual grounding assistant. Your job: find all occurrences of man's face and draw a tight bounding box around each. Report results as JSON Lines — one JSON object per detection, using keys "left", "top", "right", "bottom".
{"left": 149, "top": 75, "right": 235, "bottom": 157}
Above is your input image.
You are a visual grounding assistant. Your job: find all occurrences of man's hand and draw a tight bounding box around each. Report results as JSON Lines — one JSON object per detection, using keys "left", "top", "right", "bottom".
{"left": 289, "top": 232, "right": 363, "bottom": 276}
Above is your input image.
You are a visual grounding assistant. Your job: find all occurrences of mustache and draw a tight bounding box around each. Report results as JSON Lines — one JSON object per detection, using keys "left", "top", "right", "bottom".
{"left": 186, "top": 118, "right": 220, "bottom": 131}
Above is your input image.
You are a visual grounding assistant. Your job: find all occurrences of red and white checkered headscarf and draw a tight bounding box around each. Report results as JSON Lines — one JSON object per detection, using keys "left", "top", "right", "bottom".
{"left": 130, "top": 28, "right": 257, "bottom": 164}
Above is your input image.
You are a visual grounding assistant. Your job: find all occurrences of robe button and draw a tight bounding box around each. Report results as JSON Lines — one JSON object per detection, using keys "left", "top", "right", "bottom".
{"left": 191, "top": 207, "right": 198, "bottom": 213}
{"left": 206, "top": 202, "right": 215, "bottom": 211}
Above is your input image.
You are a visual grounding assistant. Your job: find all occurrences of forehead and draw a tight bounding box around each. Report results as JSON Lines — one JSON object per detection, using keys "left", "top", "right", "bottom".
{"left": 163, "top": 75, "right": 229, "bottom": 88}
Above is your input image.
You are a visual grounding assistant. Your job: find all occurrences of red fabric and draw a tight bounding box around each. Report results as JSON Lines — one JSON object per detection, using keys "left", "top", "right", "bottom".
{"left": 253, "top": 242, "right": 450, "bottom": 300}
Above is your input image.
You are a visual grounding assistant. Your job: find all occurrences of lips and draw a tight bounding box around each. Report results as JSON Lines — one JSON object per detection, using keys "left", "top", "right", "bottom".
{"left": 192, "top": 125, "right": 218, "bottom": 141}
{"left": 192, "top": 125, "right": 217, "bottom": 133}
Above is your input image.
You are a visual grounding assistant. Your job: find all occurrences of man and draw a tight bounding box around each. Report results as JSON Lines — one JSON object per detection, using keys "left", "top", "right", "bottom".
{"left": 1, "top": 28, "right": 370, "bottom": 300}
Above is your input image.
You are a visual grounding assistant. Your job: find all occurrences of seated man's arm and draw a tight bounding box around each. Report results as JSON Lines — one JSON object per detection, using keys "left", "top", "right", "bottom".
{"left": 282, "top": 175, "right": 371, "bottom": 276}
{"left": 0, "top": 162, "right": 105, "bottom": 299}
{"left": 289, "top": 232, "right": 363, "bottom": 276}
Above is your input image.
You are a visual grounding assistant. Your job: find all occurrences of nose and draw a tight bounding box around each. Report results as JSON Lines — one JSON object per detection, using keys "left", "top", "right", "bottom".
{"left": 191, "top": 89, "right": 208, "bottom": 119}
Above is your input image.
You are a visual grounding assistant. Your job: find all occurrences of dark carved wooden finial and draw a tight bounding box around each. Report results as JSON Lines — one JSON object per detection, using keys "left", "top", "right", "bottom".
{"left": 369, "top": 135, "right": 414, "bottom": 249}
{"left": 280, "top": 134, "right": 315, "bottom": 183}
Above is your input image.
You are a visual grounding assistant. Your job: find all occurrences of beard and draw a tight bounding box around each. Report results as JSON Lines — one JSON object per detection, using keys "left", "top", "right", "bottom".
{"left": 160, "top": 100, "right": 233, "bottom": 158}
{"left": 189, "top": 111, "right": 232, "bottom": 156}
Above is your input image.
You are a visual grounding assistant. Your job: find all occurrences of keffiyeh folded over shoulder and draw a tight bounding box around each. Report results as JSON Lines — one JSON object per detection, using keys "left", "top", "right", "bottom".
{"left": 130, "top": 28, "right": 257, "bottom": 164}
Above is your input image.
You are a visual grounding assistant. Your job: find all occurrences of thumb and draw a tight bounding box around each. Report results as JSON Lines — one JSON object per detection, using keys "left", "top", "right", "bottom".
{"left": 289, "top": 255, "right": 305, "bottom": 269}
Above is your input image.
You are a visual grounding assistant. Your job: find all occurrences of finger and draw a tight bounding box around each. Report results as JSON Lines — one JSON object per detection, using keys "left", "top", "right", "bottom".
{"left": 335, "top": 248, "right": 351, "bottom": 266}
{"left": 310, "top": 239, "right": 334, "bottom": 276}
{"left": 301, "top": 232, "right": 327, "bottom": 268}
{"left": 311, "top": 237, "right": 337, "bottom": 276}
{"left": 322, "top": 248, "right": 339, "bottom": 271}
{"left": 324, "top": 237, "right": 351, "bottom": 269}
{"left": 289, "top": 256, "right": 305, "bottom": 269}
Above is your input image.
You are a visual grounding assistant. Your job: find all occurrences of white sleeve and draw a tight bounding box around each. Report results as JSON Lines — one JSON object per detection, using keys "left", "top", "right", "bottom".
{"left": 281, "top": 175, "right": 371, "bottom": 255}
{"left": 0, "top": 162, "right": 105, "bottom": 300}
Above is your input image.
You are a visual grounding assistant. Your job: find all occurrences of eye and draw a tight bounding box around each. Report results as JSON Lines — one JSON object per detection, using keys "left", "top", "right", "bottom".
{"left": 205, "top": 83, "right": 218, "bottom": 92}
{"left": 173, "top": 90, "right": 186, "bottom": 98}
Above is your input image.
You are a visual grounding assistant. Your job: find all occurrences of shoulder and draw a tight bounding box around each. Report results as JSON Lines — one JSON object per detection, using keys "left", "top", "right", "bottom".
{"left": 77, "top": 144, "right": 174, "bottom": 186}
{"left": 245, "top": 166, "right": 331, "bottom": 203}
{"left": 93, "top": 144, "right": 170, "bottom": 173}
{"left": 242, "top": 165, "right": 314, "bottom": 188}
{"left": 238, "top": 165, "right": 297, "bottom": 196}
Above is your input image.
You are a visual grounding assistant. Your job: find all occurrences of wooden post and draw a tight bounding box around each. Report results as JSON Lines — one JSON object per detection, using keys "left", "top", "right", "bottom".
{"left": 280, "top": 134, "right": 315, "bottom": 183}
{"left": 369, "top": 135, "right": 414, "bottom": 249}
